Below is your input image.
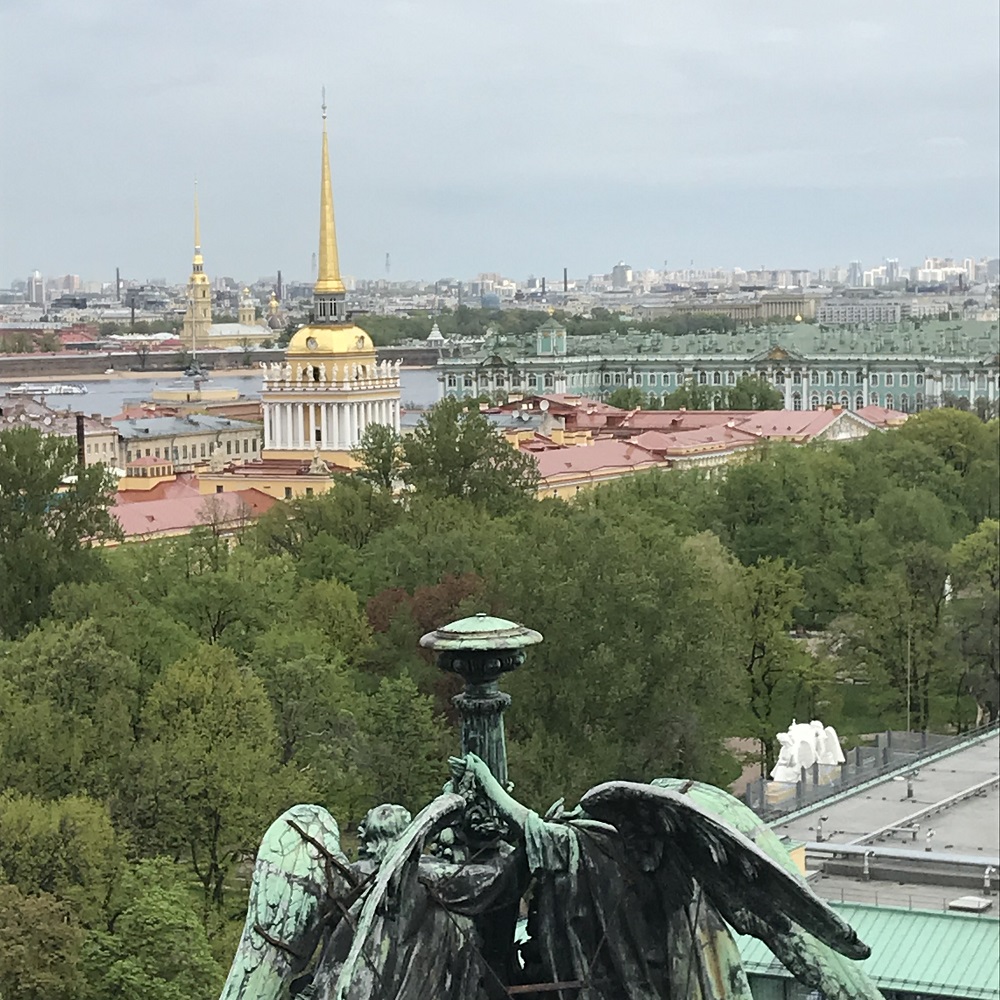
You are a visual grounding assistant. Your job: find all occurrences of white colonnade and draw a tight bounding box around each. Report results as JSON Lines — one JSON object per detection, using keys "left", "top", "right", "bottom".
{"left": 264, "top": 397, "right": 401, "bottom": 451}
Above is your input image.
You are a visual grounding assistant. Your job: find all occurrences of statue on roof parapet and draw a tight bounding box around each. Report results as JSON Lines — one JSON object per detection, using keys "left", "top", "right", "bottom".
{"left": 219, "top": 616, "right": 883, "bottom": 1000}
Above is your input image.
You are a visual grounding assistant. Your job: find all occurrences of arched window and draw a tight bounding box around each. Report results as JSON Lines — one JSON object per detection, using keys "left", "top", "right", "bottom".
{"left": 727, "top": 371, "right": 736, "bottom": 385}
{"left": 775, "top": 371, "right": 785, "bottom": 385}
{"left": 916, "top": 373, "right": 924, "bottom": 385}
{"left": 543, "top": 373, "right": 554, "bottom": 388}
{"left": 915, "top": 392, "right": 924, "bottom": 411}
{"left": 826, "top": 371, "right": 834, "bottom": 385}
{"left": 603, "top": 372, "right": 611, "bottom": 385}
{"left": 825, "top": 394, "right": 835, "bottom": 407}
{"left": 810, "top": 395, "right": 820, "bottom": 410}
{"left": 792, "top": 392, "right": 802, "bottom": 411}
{"left": 870, "top": 373, "right": 879, "bottom": 386}
{"left": 810, "top": 371, "right": 819, "bottom": 385}
{"left": 841, "top": 370, "right": 850, "bottom": 384}
{"left": 870, "top": 393, "right": 879, "bottom": 406}
{"left": 464, "top": 375, "right": 473, "bottom": 388}
{"left": 446, "top": 374, "right": 456, "bottom": 388}
{"left": 901, "top": 373, "right": 909, "bottom": 386}
{"left": 698, "top": 371, "right": 708, "bottom": 384}
{"left": 856, "top": 369, "right": 865, "bottom": 383}
{"left": 855, "top": 395, "right": 864, "bottom": 410}
{"left": 712, "top": 371, "right": 721, "bottom": 385}
{"left": 900, "top": 395, "right": 910, "bottom": 412}
{"left": 495, "top": 373, "right": 505, "bottom": 387}
{"left": 885, "top": 373, "right": 894, "bottom": 386}
{"left": 885, "top": 393, "right": 894, "bottom": 409}
{"left": 614, "top": 373, "right": 623, "bottom": 385}
{"left": 793, "top": 371, "right": 802, "bottom": 384}
{"left": 840, "top": 395, "right": 849, "bottom": 409}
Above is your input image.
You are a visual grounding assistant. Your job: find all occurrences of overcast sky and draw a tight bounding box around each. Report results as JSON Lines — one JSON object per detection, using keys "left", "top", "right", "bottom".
{"left": 1, "top": 0, "right": 997, "bottom": 286}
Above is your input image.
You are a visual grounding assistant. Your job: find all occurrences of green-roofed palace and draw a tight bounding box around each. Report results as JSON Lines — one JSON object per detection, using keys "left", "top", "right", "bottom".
{"left": 437, "top": 318, "right": 1000, "bottom": 414}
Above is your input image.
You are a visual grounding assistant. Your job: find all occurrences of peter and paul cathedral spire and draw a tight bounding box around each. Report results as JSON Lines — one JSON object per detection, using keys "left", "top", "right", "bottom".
{"left": 182, "top": 180, "right": 212, "bottom": 349}
{"left": 313, "top": 90, "right": 347, "bottom": 322}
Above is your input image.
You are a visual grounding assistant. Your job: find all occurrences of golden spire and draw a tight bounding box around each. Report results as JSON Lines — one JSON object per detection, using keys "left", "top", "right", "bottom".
{"left": 193, "top": 181, "right": 204, "bottom": 269}
{"left": 315, "top": 90, "right": 346, "bottom": 296}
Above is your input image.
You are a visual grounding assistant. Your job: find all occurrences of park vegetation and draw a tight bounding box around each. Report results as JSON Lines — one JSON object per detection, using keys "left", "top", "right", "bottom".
{"left": 0, "top": 406, "right": 996, "bottom": 997}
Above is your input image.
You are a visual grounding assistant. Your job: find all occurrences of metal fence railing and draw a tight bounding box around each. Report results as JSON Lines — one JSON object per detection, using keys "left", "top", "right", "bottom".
{"left": 743, "top": 722, "right": 1000, "bottom": 821}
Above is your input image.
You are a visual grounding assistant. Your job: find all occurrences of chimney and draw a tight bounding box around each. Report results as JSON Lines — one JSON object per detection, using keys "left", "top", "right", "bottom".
{"left": 563, "top": 267, "right": 568, "bottom": 292}
{"left": 541, "top": 277, "right": 546, "bottom": 295}
{"left": 75, "top": 413, "right": 86, "bottom": 468}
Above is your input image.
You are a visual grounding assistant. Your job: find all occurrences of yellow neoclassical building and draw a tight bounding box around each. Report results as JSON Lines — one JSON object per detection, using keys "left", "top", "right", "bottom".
{"left": 261, "top": 100, "right": 401, "bottom": 465}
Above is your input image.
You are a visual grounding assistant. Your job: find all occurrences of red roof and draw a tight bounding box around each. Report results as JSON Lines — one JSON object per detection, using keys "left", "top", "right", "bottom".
{"left": 112, "top": 488, "right": 277, "bottom": 539}
{"left": 631, "top": 425, "right": 760, "bottom": 455}
{"left": 525, "top": 438, "right": 660, "bottom": 479}
{"left": 855, "top": 405, "right": 909, "bottom": 428}
{"left": 116, "top": 472, "right": 201, "bottom": 504}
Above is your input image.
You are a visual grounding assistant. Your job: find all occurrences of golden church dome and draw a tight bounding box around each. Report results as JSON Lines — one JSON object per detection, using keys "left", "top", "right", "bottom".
{"left": 286, "top": 324, "right": 374, "bottom": 356}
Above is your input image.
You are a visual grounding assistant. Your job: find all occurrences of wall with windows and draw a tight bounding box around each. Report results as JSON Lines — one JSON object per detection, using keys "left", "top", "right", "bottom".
{"left": 120, "top": 429, "right": 260, "bottom": 470}
{"left": 439, "top": 354, "right": 996, "bottom": 414}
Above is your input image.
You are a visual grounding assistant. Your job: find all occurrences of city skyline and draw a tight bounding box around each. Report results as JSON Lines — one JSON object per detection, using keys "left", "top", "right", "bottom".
{"left": 2, "top": 1, "right": 998, "bottom": 285}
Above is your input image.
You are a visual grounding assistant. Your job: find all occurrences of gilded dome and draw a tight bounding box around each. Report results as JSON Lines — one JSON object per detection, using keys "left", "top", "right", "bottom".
{"left": 286, "top": 324, "right": 374, "bottom": 356}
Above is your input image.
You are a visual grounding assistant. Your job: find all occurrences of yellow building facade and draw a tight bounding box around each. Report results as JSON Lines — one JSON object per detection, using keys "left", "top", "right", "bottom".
{"left": 261, "top": 100, "right": 401, "bottom": 465}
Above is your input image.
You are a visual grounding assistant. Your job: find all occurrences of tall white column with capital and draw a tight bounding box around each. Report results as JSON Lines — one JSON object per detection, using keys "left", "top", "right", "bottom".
{"left": 320, "top": 404, "right": 328, "bottom": 448}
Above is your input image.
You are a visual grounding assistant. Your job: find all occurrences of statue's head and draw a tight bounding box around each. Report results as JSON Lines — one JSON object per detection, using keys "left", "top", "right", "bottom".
{"left": 357, "top": 803, "right": 412, "bottom": 863}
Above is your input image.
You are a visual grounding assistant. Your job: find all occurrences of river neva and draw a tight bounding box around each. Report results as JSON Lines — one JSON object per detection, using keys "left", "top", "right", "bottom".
{"left": 0, "top": 367, "right": 442, "bottom": 417}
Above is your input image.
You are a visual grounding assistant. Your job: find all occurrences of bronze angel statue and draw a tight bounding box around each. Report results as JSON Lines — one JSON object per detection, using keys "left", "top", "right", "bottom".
{"left": 220, "top": 615, "right": 883, "bottom": 999}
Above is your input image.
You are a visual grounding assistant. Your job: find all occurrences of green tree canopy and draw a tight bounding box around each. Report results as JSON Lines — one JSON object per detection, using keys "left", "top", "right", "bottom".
{"left": 0, "top": 428, "right": 121, "bottom": 637}
{"left": 402, "top": 398, "right": 539, "bottom": 514}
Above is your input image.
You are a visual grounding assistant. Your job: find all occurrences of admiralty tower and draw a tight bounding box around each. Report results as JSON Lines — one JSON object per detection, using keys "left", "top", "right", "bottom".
{"left": 261, "top": 100, "right": 401, "bottom": 463}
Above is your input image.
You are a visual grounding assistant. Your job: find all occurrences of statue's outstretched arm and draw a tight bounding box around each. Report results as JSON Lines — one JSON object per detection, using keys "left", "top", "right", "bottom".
{"left": 220, "top": 804, "right": 352, "bottom": 1000}
{"left": 449, "top": 753, "right": 530, "bottom": 829}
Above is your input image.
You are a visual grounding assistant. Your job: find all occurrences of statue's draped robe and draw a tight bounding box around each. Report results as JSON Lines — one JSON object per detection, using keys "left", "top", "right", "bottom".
{"left": 307, "top": 851, "right": 526, "bottom": 1000}
{"left": 517, "top": 813, "right": 753, "bottom": 1000}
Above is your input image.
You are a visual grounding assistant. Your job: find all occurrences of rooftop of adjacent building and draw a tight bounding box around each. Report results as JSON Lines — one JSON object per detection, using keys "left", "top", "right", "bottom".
{"left": 737, "top": 902, "right": 1000, "bottom": 998}
{"left": 110, "top": 486, "right": 277, "bottom": 541}
{"left": 114, "top": 412, "right": 261, "bottom": 439}
{"left": 771, "top": 731, "right": 999, "bottom": 857}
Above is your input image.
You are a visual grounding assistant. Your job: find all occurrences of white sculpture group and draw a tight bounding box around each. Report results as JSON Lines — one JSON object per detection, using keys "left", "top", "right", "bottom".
{"left": 260, "top": 359, "right": 402, "bottom": 385}
{"left": 770, "top": 719, "right": 845, "bottom": 784}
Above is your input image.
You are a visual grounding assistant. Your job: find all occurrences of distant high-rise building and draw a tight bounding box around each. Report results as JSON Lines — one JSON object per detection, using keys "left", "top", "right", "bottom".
{"left": 884, "top": 259, "right": 899, "bottom": 284}
{"left": 611, "top": 261, "right": 632, "bottom": 290}
{"left": 27, "top": 270, "right": 44, "bottom": 305}
{"left": 847, "top": 261, "right": 863, "bottom": 287}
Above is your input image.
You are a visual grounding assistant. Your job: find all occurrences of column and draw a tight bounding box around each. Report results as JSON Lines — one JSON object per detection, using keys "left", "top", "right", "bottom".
{"left": 263, "top": 404, "right": 272, "bottom": 450}
{"left": 346, "top": 402, "right": 355, "bottom": 449}
{"left": 333, "top": 403, "right": 343, "bottom": 450}
{"left": 320, "top": 404, "right": 328, "bottom": 448}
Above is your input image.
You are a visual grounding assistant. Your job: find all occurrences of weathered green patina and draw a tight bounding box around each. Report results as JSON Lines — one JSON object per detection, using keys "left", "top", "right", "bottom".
{"left": 420, "top": 612, "right": 541, "bottom": 788}
{"left": 219, "top": 615, "right": 885, "bottom": 1000}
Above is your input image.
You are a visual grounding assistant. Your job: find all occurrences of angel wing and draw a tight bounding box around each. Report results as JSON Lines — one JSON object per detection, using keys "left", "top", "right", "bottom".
{"left": 220, "top": 803, "right": 353, "bottom": 1000}
{"left": 651, "top": 778, "right": 883, "bottom": 1000}
{"left": 330, "top": 792, "right": 468, "bottom": 1000}
{"left": 579, "top": 782, "right": 881, "bottom": 999}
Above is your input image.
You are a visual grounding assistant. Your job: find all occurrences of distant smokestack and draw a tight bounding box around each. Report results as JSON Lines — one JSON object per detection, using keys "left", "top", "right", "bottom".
{"left": 563, "top": 267, "right": 568, "bottom": 293}
{"left": 116, "top": 267, "right": 121, "bottom": 301}
{"left": 75, "top": 414, "right": 86, "bottom": 469}
{"left": 541, "top": 277, "right": 546, "bottom": 295}
{"left": 276, "top": 269, "right": 282, "bottom": 300}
